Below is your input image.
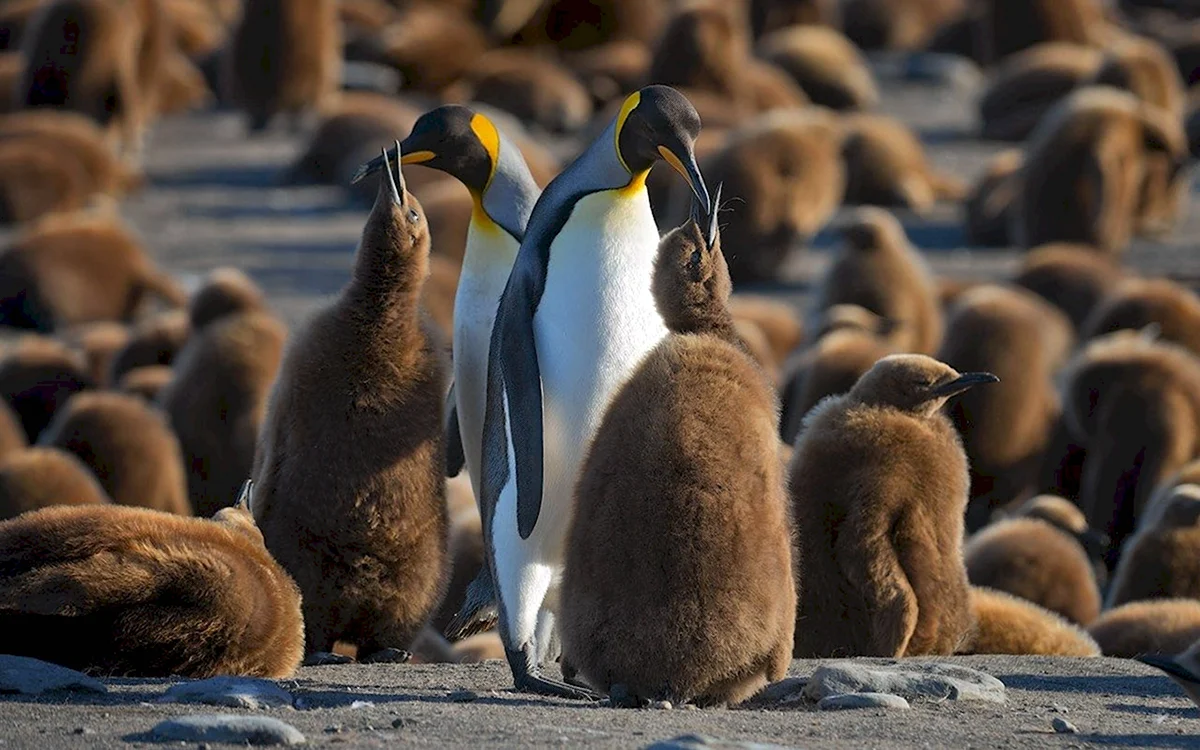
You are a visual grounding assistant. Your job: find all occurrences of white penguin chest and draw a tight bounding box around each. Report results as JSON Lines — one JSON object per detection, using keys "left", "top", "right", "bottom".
{"left": 534, "top": 188, "right": 668, "bottom": 496}
{"left": 453, "top": 223, "right": 519, "bottom": 490}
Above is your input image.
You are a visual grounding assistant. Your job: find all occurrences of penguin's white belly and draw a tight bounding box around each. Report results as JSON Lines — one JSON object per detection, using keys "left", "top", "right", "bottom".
{"left": 527, "top": 187, "right": 667, "bottom": 563}
{"left": 453, "top": 226, "right": 519, "bottom": 496}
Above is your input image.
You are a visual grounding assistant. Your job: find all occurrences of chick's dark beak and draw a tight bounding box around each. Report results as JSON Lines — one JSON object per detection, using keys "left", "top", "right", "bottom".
{"left": 381, "top": 141, "right": 407, "bottom": 207}
{"left": 351, "top": 135, "right": 436, "bottom": 185}
{"left": 689, "top": 182, "right": 722, "bottom": 247}
{"left": 658, "top": 141, "right": 710, "bottom": 219}
{"left": 931, "top": 372, "right": 1000, "bottom": 398}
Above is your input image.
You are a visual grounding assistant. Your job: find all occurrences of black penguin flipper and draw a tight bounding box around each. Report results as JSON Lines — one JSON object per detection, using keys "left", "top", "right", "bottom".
{"left": 444, "top": 565, "right": 499, "bottom": 641}
{"left": 444, "top": 383, "right": 466, "bottom": 478}
{"left": 501, "top": 284, "right": 545, "bottom": 541}
{"left": 1137, "top": 654, "right": 1200, "bottom": 685}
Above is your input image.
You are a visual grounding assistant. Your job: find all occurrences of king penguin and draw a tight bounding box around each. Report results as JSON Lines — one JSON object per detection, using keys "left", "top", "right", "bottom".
{"left": 479, "top": 85, "right": 711, "bottom": 698}
{"left": 353, "top": 105, "right": 541, "bottom": 499}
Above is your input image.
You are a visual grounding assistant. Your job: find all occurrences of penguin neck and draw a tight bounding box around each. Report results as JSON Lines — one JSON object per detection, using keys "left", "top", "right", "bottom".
{"left": 345, "top": 207, "right": 427, "bottom": 330}
{"left": 667, "top": 307, "right": 740, "bottom": 345}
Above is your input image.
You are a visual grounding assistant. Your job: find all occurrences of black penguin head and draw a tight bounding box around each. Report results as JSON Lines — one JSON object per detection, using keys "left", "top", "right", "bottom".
{"left": 352, "top": 105, "right": 498, "bottom": 196}
{"left": 615, "top": 85, "right": 710, "bottom": 208}
{"left": 851, "top": 354, "right": 999, "bottom": 416}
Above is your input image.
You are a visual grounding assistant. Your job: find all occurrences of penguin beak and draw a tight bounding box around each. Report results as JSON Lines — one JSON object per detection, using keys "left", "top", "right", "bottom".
{"left": 381, "top": 141, "right": 408, "bottom": 207}
{"left": 235, "top": 478, "right": 253, "bottom": 512}
{"left": 350, "top": 138, "right": 436, "bottom": 185}
{"left": 931, "top": 372, "right": 1000, "bottom": 398}
{"left": 689, "top": 182, "right": 722, "bottom": 247}
{"left": 657, "top": 142, "right": 710, "bottom": 215}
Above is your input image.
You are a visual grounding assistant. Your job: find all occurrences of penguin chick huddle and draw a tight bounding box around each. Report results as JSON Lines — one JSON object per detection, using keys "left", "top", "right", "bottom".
{"left": 7, "top": 0, "right": 1200, "bottom": 712}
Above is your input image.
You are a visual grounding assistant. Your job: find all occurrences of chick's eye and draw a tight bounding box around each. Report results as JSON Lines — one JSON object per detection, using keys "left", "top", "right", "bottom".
{"left": 407, "top": 208, "right": 420, "bottom": 223}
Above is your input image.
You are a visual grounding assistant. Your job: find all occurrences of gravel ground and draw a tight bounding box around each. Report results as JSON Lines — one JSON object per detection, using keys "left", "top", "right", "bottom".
{"left": 2, "top": 60, "right": 1199, "bottom": 749}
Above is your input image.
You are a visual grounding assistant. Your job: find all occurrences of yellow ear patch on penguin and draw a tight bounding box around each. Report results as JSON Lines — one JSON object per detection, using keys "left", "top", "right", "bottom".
{"left": 469, "top": 113, "right": 501, "bottom": 190}
{"left": 614, "top": 91, "right": 643, "bottom": 175}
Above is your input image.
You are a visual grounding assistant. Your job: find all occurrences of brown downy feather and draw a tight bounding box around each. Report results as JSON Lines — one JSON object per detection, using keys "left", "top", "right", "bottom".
{"left": 0, "top": 399, "right": 26, "bottom": 462}
{"left": 963, "top": 148, "right": 1022, "bottom": 248}
{"left": 566, "top": 40, "right": 651, "bottom": 107}
{"left": 0, "top": 335, "right": 92, "bottom": 442}
{"left": 1107, "top": 483, "right": 1200, "bottom": 607}
{"left": 812, "top": 207, "right": 943, "bottom": 355}
{"left": 728, "top": 295, "right": 805, "bottom": 367}
{"left": 758, "top": 25, "right": 880, "bottom": 110}
{"left": 960, "top": 587, "right": 1100, "bottom": 656}
{"left": 842, "top": 112, "right": 965, "bottom": 215}
{"left": 0, "top": 0, "right": 47, "bottom": 51}
{"left": 107, "top": 309, "right": 190, "bottom": 385}
{"left": 188, "top": 267, "right": 267, "bottom": 331}
{"left": 562, "top": 211, "right": 794, "bottom": 707}
{"left": 0, "top": 110, "right": 143, "bottom": 196}
{"left": 964, "top": 517, "right": 1101, "bottom": 625}
{"left": 750, "top": 0, "right": 841, "bottom": 37}
{"left": 1011, "top": 86, "right": 1185, "bottom": 255}
{"left": 252, "top": 156, "right": 449, "bottom": 659}
{"left": 790, "top": 354, "right": 990, "bottom": 657}
{"left": 462, "top": 49, "right": 593, "bottom": 135}
{"left": 117, "top": 364, "right": 173, "bottom": 403}
{"left": 159, "top": 311, "right": 285, "bottom": 518}
{"left": 0, "top": 141, "right": 91, "bottom": 224}
{"left": 508, "top": 0, "right": 667, "bottom": 51}
{"left": 0, "top": 503, "right": 304, "bottom": 677}
{"left": 223, "top": 0, "right": 341, "bottom": 131}
{"left": 1083, "top": 277, "right": 1200, "bottom": 356}
{"left": 702, "top": 109, "right": 845, "bottom": 284}
{"left": 978, "top": 0, "right": 1113, "bottom": 64}
{"left": 938, "top": 285, "right": 1073, "bottom": 515}
{"left": 372, "top": 5, "right": 485, "bottom": 95}
{"left": 0, "top": 447, "right": 107, "bottom": 521}
{"left": 1089, "top": 598, "right": 1200, "bottom": 657}
{"left": 978, "top": 43, "right": 1103, "bottom": 142}
{"left": 40, "top": 391, "right": 189, "bottom": 516}
{"left": 1012, "top": 243, "right": 1125, "bottom": 332}
{"left": 842, "top": 0, "right": 965, "bottom": 52}
{"left": 0, "top": 211, "right": 186, "bottom": 331}
{"left": 62, "top": 321, "right": 129, "bottom": 388}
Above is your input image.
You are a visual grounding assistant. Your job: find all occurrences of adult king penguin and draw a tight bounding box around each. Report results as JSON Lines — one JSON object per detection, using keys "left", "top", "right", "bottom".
{"left": 353, "top": 106, "right": 541, "bottom": 491}
{"left": 480, "top": 85, "right": 711, "bottom": 698}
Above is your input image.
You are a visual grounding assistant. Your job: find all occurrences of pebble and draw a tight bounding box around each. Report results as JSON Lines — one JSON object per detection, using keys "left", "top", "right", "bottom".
{"left": 160, "top": 677, "right": 294, "bottom": 710}
{"left": 391, "top": 718, "right": 415, "bottom": 729}
{"left": 1052, "top": 717, "right": 1079, "bottom": 734}
{"left": 149, "top": 714, "right": 305, "bottom": 746}
{"left": 447, "top": 689, "right": 479, "bottom": 703}
{"left": 644, "top": 735, "right": 798, "bottom": 750}
{"left": 0, "top": 656, "right": 106, "bottom": 696}
{"left": 650, "top": 700, "right": 673, "bottom": 710}
{"left": 804, "top": 662, "right": 1006, "bottom": 704}
{"left": 817, "top": 692, "right": 911, "bottom": 711}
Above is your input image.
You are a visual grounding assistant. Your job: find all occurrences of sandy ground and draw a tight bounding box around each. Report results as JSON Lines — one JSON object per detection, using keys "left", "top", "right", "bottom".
{"left": 2, "top": 60, "right": 1200, "bottom": 748}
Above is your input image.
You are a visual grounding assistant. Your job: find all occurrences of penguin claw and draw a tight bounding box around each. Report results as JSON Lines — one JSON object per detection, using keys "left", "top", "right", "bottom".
{"left": 515, "top": 671, "right": 602, "bottom": 701}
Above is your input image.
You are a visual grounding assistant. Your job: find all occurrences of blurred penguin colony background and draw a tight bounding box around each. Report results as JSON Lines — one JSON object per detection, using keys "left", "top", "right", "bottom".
{"left": 2, "top": 0, "right": 1200, "bottom": 696}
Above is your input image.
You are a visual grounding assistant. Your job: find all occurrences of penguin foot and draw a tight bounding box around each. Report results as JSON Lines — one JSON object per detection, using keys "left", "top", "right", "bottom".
{"left": 515, "top": 670, "right": 601, "bottom": 701}
{"left": 607, "top": 684, "right": 649, "bottom": 709}
{"left": 304, "top": 651, "right": 353, "bottom": 666}
{"left": 361, "top": 648, "right": 412, "bottom": 664}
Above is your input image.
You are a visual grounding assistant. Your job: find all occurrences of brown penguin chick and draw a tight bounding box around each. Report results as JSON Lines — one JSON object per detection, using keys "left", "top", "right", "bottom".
{"left": 963, "top": 517, "right": 1102, "bottom": 625}
{"left": 0, "top": 447, "right": 108, "bottom": 521}
{"left": 561, "top": 210, "right": 795, "bottom": 707}
{"left": 977, "top": 0, "right": 1112, "bottom": 65}
{"left": 39, "top": 391, "right": 190, "bottom": 516}
{"left": 1011, "top": 86, "right": 1186, "bottom": 255}
{"left": 0, "top": 211, "right": 186, "bottom": 331}
{"left": 0, "top": 0, "right": 47, "bottom": 51}
{"left": 252, "top": 151, "right": 448, "bottom": 661}
{"left": 812, "top": 207, "right": 944, "bottom": 355}
{"left": 160, "top": 0, "right": 227, "bottom": 59}
{"left": 0, "top": 502, "right": 304, "bottom": 677}
{"left": 789, "top": 354, "right": 997, "bottom": 658}
{"left": 118, "top": 365, "right": 173, "bottom": 403}
{"left": 506, "top": 0, "right": 667, "bottom": 51}
{"left": 937, "top": 285, "right": 1074, "bottom": 514}
{"left": 155, "top": 48, "right": 213, "bottom": 117}
{"left": 1062, "top": 331, "right": 1200, "bottom": 564}
{"left": 284, "top": 92, "right": 430, "bottom": 203}
{"left": 421, "top": 255, "right": 460, "bottom": 349}
{"left": 372, "top": 4, "right": 486, "bottom": 95}
{"left": 463, "top": 49, "right": 593, "bottom": 135}
{"left": 430, "top": 473, "right": 483, "bottom": 635}
{"left": 977, "top": 43, "right": 1104, "bottom": 142}
{"left": 960, "top": 587, "right": 1101, "bottom": 656}
{"left": 160, "top": 310, "right": 284, "bottom": 518}
{"left": 1106, "top": 483, "right": 1200, "bottom": 608}
{"left": 1088, "top": 598, "right": 1200, "bottom": 657}
{"left": 452, "top": 632, "right": 505, "bottom": 663}
{"left": 14, "top": 0, "right": 146, "bottom": 155}
{"left": 0, "top": 53, "right": 23, "bottom": 113}
{"left": 963, "top": 148, "right": 1022, "bottom": 248}
{"left": 107, "top": 309, "right": 191, "bottom": 385}
{"left": 0, "top": 335, "right": 92, "bottom": 442}
{"left": 63, "top": 321, "right": 130, "bottom": 388}
{"left": 778, "top": 321, "right": 895, "bottom": 444}
{"left": 1083, "top": 277, "right": 1200, "bottom": 357}
{"left": 1012, "top": 243, "right": 1125, "bottom": 333}
{"left": 188, "top": 267, "right": 267, "bottom": 331}
{"left": 841, "top": 113, "right": 966, "bottom": 215}
{"left": 0, "top": 110, "right": 142, "bottom": 197}
{"left": 0, "top": 140, "right": 91, "bottom": 224}
{"left": 728, "top": 295, "right": 805, "bottom": 369}
{"left": 1012, "top": 493, "right": 1111, "bottom": 585}
{"left": 758, "top": 25, "right": 880, "bottom": 111}
{"left": 566, "top": 40, "right": 651, "bottom": 106}
{"left": 842, "top": 0, "right": 966, "bottom": 52}
{"left": 750, "top": 0, "right": 841, "bottom": 37}
{"left": 0, "top": 400, "right": 26, "bottom": 461}
{"left": 703, "top": 108, "right": 846, "bottom": 284}
{"left": 223, "top": 0, "right": 341, "bottom": 131}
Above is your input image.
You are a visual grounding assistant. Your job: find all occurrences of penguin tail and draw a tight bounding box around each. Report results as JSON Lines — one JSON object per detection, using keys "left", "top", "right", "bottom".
{"left": 444, "top": 566, "right": 499, "bottom": 641}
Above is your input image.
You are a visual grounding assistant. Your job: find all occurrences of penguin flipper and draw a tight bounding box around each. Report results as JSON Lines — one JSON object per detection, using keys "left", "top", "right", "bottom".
{"left": 444, "top": 565, "right": 499, "bottom": 641}
{"left": 498, "top": 273, "right": 545, "bottom": 541}
{"left": 835, "top": 508, "right": 918, "bottom": 657}
{"left": 1138, "top": 654, "right": 1200, "bottom": 686}
{"left": 445, "top": 382, "right": 466, "bottom": 478}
